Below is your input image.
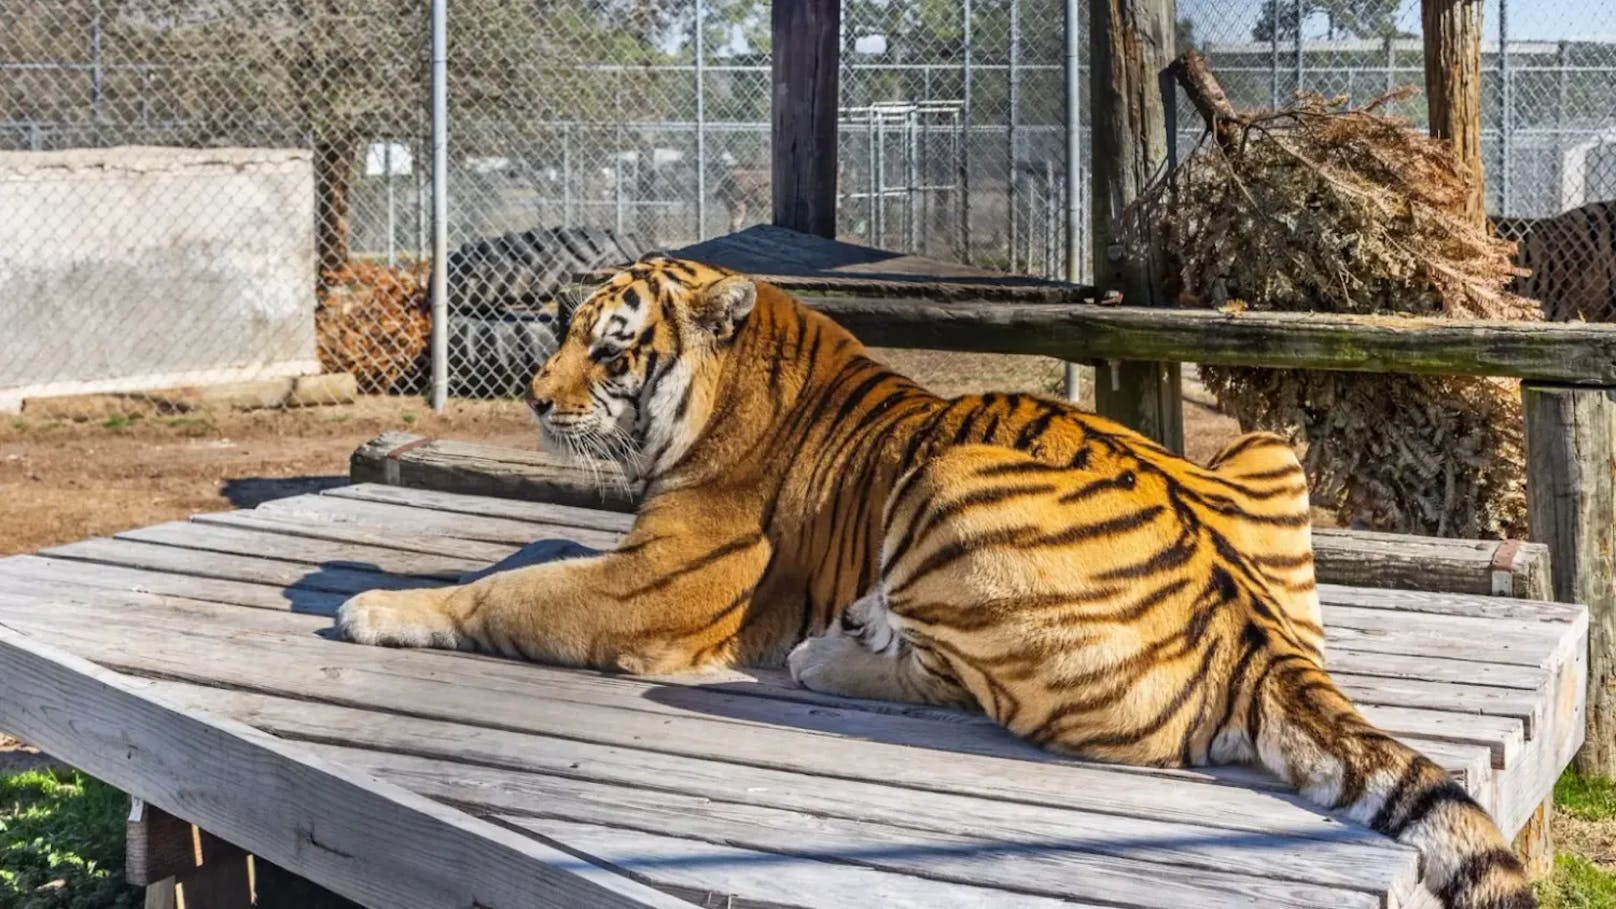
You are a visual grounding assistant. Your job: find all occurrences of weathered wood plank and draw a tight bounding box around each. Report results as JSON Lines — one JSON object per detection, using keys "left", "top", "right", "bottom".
{"left": 254, "top": 495, "right": 625, "bottom": 550}
{"left": 350, "top": 433, "right": 638, "bottom": 513}
{"left": 510, "top": 815, "right": 1096, "bottom": 909}
{"left": 189, "top": 511, "right": 521, "bottom": 564}
{"left": 126, "top": 799, "right": 197, "bottom": 888}
{"left": 797, "top": 297, "right": 1616, "bottom": 385}
{"left": 0, "top": 554, "right": 346, "bottom": 615}
{"left": 324, "top": 746, "right": 1411, "bottom": 909}
{"left": 36, "top": 538, "right": 440, "bottom": 595}
{"left": 770, "top": 0, "right": 840, "bottom": 238}
{"left": 326, "top": 482, "right": 636, "bottom": 533}
{"left": 115, "top": 522, "right": 487, "bottom": 581}
{"left": 1524, "top": 383, "right": 1616, "bottom": 776}
{"left": 0, "top": 583, "right": 1516, "bottom": 815}
{"left": 1312, "top": 529, "right": 1553, "bottom": 600}
{"left": 0, "top": 625, "right": 686, "bottom": 909}
{"left": 1319, "top": 584, "right": 1582, "bottom": 623}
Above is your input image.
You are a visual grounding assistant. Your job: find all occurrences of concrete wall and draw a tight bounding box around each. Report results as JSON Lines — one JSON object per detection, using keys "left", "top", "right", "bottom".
{"left": 0, "top": 146, "right": 317, "bottom": 410}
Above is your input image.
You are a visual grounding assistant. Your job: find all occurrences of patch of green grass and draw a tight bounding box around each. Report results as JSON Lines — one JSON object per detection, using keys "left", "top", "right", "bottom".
{"left": 11, "top": 420, "right": 27, "bottom": 432}
{"left": 100, "top": 415, "right": 135, "bottom": 430}
{"left": 1538, "top": 853, "right": 1616, "bottom": 909}
{"left": 0, "top": 769, "right": 140, "bottom": 909}
{"left": 401, "top": 411, "right": 416, "bottom": 424}
{"left": 1557, "top": 770, "right": 1616, "bottom": 823}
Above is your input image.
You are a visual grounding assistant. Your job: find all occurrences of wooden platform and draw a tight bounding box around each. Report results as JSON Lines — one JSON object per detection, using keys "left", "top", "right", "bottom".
{"left": 0, "top": 483, "right": 1587, "bottom": 908}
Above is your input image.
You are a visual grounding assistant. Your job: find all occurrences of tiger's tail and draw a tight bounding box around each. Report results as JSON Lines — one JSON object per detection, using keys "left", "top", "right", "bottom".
{"left": 1243, "top": 655, "right": 1535, "bottom": 909}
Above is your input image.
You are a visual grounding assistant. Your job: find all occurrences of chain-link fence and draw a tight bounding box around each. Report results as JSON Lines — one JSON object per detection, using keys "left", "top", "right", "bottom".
{"left": 4, "top": 0, "right": 1613, "bottom": 416}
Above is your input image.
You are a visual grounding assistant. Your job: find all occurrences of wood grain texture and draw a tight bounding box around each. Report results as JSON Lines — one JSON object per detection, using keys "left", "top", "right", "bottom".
{"left": 1088, "top": 0, "right": 1183, "bottom": 448}
{"left": 1422, "top": 0, "right": 1486, "bottom": 223}
{"left": 770, "top": 0, "right": 840, "bottom": 237}
{"left": 796, "top": 296, "right": 1616, "bottom": 384}
{"left": 0, "top": 625, "right": 685, "bottom": 909}
{"left": 1523, "top": 383, "right": 1616, "bottom": 776}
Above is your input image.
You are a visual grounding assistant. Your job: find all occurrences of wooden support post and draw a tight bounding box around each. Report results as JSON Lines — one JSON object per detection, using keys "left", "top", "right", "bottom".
{"left": 1524, "top": 383, "right": 1616, "bottom": 777}
{"left": 1422, "top": 0, "right": 1486, "bottom": 226}
{"left": 1088, "top": 0, "right": 1184, "bottom": 451}
{"left": 127, "top": 799, "right": 252, "bottom": 909}
{"left": 771, "top": 0, "right": 841, "bottom": 237}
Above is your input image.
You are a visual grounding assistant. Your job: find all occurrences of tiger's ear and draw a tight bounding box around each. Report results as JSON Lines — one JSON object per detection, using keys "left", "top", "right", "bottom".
{"left": 692, "top": 275, "right": 757, "bottom": 340}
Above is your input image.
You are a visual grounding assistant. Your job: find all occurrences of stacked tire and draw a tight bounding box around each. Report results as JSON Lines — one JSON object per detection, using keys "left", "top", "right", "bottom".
{"left": 445, "top": 227, "right": 649, "bottom": 397}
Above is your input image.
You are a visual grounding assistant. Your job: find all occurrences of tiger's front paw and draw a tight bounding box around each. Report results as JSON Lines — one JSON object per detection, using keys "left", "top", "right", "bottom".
{"left": 335, "top": 587, "right": 469, "bottom": 650}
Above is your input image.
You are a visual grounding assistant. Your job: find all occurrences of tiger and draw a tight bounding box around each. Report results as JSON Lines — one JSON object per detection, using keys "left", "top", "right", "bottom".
{"left": 1505, "top": 199, "right": 1616, "bottom": 324}
{"left": 335, "top": 257, "right": 1534, "bottom": 909}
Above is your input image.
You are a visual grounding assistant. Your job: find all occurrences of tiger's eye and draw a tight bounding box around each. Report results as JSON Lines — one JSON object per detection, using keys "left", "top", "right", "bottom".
{"left": 607, "top": 354, "right": 630, "bottom": 377}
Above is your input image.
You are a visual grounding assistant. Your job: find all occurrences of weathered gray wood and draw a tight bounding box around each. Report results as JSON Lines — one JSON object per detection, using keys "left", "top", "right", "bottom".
{"left": 0, "top": 580, "right": 1532, "bottom": 819}
{"left": 322, "top": 746, "right": 1412, "bottom": 909}
{"left": 189, "top": 511, "right": 521, "bottom": 564}
{"left": 1319, "top": 583, "right": 1582, "bottom": 623}
{"left": 255, "top": 495, "right": 625, "bottom": 550}
{"left": 37, "top": 537, "right": 440, "bottom": 596}
{"left": 0, "top": 625, "right": 686, "bottom": 909}
{"left": 511, "top": 815, "right": 1097, "bottom": 909}
{"left": 0, "top": 553, "right": 346, "bottom": 615}
{"left": 1088, "top": 0, "right": 1182, "bottom": 448}
{"left": 796, "top": 297, "right": 1616, "bottom": 385}
{"left": 115, "top": 521, "right": 487, "bottom": 581}
{"left": 770, "top": 0, "right": 840, "bottom": 238}
{"left": 1523, "top": 382, "right": 1616, "bottom": 776}
{"left": 350, "top": 432, "right": 638, "bottom": 513}
{"left": 326, "top": 481, "right": 635, "bottom": 533}
{"left": 1313, "top": 529, "right": 1554, "bottom": 600}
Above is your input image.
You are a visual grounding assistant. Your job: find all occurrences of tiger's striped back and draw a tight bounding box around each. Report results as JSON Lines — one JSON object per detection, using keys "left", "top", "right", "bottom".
{"left": 849, "top": 440, "right": 1531, "bottom": 909}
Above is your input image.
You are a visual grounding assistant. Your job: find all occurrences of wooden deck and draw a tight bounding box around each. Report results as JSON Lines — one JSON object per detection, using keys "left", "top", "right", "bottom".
{"left": 0, "top": 482, "right": 1587, "bottom": 908}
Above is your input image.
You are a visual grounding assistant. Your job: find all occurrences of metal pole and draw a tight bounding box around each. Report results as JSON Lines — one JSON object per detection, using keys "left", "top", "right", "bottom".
{"left": 960, "top": 0, "right": 973, "bottom": 263}
{"left": 386, "top": 141, "right": 397, "bottom": 266}
{"left": 695, "top": 0, "right": 707, "bottom": 238}
{"left": 1384, "top": 34, "right": 1394, "bottom": 95}
{"left": 1269, "top": 0, "right": 1280, "bottom": 108}
{"left": 1008, "top": 0, "right": 1021, "bottom": 270}
{"left": 875, "top": 110, "right": 886, "bottom": 245}
{"left": 90, "top": 0, "right": 103, "bottom": 130}
{"left": 1555, "top": 40, "right": 1567, "bottom": 210}
{"left": 428, "top": 0, "right": 449, "bottom": 412}
{"left": 867, "top": 108, "right": 878, "bottom": 242}
{"left": 907, "top": 109, "right": 919, "bottom": 252}
{"left": 1063, "top": 0, "right": 1084, "bottom": 398}
{"left": 615, "top": 78, "right": 626, "bottom": 234}
{"left": 1294, "top": 0, "right": 1304, "bottom": 96}
{"left": 1497, "top": 0, "right": 1511, "bottom": 216}
{"left": 562, "top": 122, "right": 573, "bottom": 223}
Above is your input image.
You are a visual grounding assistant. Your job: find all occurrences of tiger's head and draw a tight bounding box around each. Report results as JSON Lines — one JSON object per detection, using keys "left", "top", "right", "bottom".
{"left": 527, "top": 256, "right": 757, "bottom": 478}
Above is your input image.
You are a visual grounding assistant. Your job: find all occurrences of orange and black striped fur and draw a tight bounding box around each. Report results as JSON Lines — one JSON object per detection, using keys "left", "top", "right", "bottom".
{"left": 337, "top": 258, "right": 1533, "bottom": 909}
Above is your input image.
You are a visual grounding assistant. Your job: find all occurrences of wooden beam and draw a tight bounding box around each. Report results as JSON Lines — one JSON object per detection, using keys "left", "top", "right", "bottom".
{"left": 1524, "top": 383, "right": 1616, "bottom": 777}
{"left": 0, "top": 626, "right": 690, "bottom": 909}
{"left": 771, "top": 0, "right": 840, "bottom": 237}
{"left": 799, "top": 297, "right": 1616, "bottom": 384}
{"left": 1422, "top": 0, "right": 1486, "bottom": 224}
{"left": 1088, "top": 0, "right": 1183, "bottom": 450}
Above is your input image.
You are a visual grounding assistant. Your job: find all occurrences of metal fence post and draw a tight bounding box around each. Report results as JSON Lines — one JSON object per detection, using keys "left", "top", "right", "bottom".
{"left": 1008, "top": 0, "right": 1020, "bottom": 270}
{"left": 428, "top": 0, "right": 449, "bottom": 412}
{"left": 1498, "top": 0, "right": 1511, "bottom": 216}
{"left": 695, "top": 0, "right": 707, "bottom": 238}
{"left": 1063, "top": 0, "right": 1085, "bottom": 400}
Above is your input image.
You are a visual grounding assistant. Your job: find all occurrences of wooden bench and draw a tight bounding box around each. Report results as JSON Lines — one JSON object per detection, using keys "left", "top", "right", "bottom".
{"left": 0, "top": 481, "right": 1586, "bottom": 908}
